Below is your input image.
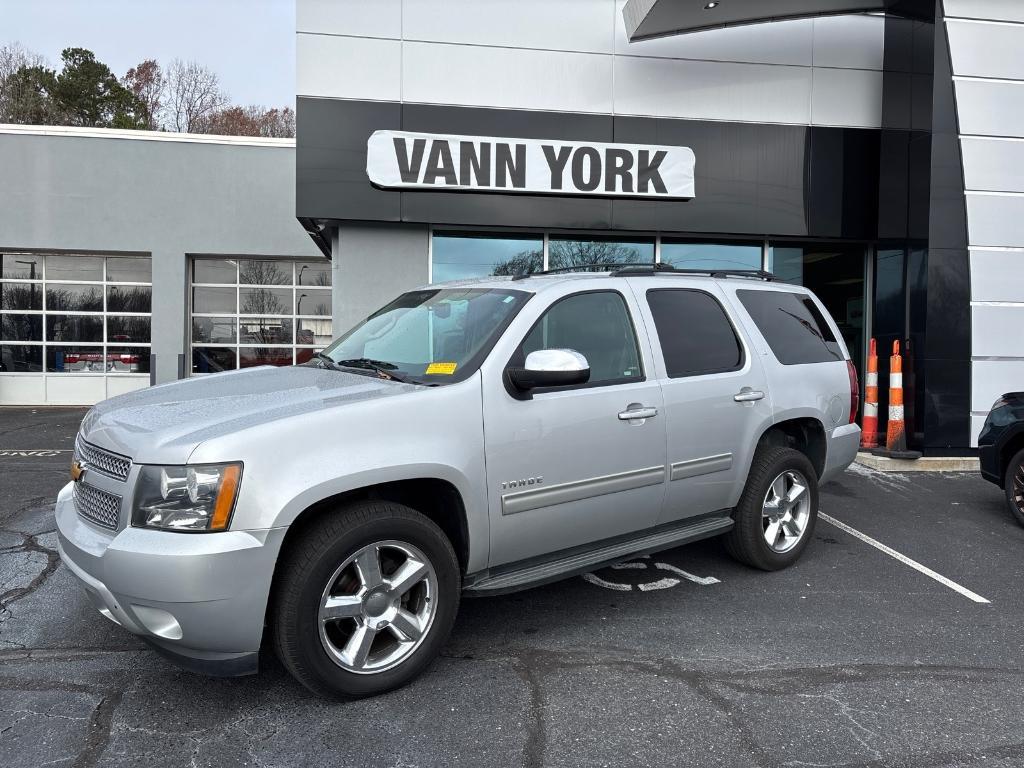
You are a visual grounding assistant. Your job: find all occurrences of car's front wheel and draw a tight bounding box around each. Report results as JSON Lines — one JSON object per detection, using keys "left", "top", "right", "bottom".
{"left": 272, "top": 500, "right": 460, "bottom": 699}
{"left": 1004, "top": 448, "right": 1024, "bottom": 528}
{"left": 723, "top": 446, "right": 819, "bottom": 571}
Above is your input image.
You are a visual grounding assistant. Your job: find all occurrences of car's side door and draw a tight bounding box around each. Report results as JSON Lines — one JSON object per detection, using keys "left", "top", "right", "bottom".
{"left": 630, "top": 281, "right": 772, "bottom": 524}
{"left": 481, "top": 284, "right": 667, "bottom": 569}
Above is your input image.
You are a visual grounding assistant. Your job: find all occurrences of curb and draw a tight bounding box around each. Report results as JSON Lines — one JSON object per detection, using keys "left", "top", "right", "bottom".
{"left": 854, "top": 452, "right": 979, "bottom": 473}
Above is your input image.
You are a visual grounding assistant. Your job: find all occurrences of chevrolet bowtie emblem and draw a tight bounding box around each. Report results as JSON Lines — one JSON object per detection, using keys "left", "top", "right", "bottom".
{"left": 70, "top": 460, "right": 86, "bottom": 483}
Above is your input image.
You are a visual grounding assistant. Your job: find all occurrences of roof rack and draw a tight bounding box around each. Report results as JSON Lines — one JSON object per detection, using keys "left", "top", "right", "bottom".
{"left": 613, "top": 265, "right": 778, "bottom": 281}
{"left": 510, "top": 263, "right": 638, "bottom": 280}
{"left": 511, "top": 262, "right": 778, "bottom": 281}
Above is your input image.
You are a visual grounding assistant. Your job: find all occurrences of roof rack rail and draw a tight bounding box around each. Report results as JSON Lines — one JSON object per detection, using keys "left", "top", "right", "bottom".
{"left": 510, "top": 263, "right": 779, "bottom": 281}
{"left": 612, "top": 266, "right": 778, "bottom": 281}
{"left": 510, "top": 262, "right": 642, "bottom": 280}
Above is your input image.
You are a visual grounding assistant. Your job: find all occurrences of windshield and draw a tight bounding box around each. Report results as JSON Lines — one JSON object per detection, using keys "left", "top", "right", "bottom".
{"left": 319, "top": 287, "right": 531, "bottom": 382}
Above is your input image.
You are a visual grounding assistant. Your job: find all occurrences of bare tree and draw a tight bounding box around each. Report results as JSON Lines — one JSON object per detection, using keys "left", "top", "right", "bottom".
{"left": 196, "top": 104, "right": 295, "bottom": 138}
{"left": 0, "top": 42, "right": 47, "bottom": 122}
{"left": 547, "top": 240, "right": 641, "bottom": 270}
{"left": 163, "top": 58, "right": 227, "bottom": 133}
{"left": 122, "top": 59, "right": 164, "bottom": 130}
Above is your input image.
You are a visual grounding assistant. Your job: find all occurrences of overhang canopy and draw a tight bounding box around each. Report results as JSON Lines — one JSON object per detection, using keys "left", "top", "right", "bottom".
{"left": 623, "top": 0, "right": 934, "bottom": 41}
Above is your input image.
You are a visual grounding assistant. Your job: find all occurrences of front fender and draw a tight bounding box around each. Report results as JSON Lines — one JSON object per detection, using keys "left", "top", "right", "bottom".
{"left": 188, "top": 376, "right": 489, "bottom": 573}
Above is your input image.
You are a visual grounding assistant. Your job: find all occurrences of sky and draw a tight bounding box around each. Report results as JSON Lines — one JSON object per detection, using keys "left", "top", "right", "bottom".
{"left": 2, "top": 0, "right": 296, "bottom": 107}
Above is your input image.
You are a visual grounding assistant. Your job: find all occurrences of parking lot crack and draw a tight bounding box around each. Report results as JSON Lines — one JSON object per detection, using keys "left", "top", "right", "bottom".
{"left": 516, "top": 652, "right": 549, "bottom": 768}
{"left": 70, "top": 685, "right": 126, "bottom": 768}
{"left": 0, "top": 532, "right": 60, "bottom": 614}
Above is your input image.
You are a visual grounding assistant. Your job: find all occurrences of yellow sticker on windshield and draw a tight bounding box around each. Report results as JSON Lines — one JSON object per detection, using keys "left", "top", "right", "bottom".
{"left": 426, "top": 362, "right": 458, "bottom": 375}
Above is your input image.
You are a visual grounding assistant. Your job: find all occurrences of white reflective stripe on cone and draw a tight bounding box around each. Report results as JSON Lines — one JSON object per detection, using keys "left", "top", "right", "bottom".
{"left": 890, "top": 373, "right": 903, "bottom": 388}
{"left": 866, "top": 372, "right": 878, "bottom": 386}
{"left": 889, "top": 405, "right": 904, "bottom": 420}
{"left": 864, "top": 402, "right": 878, "bottom": 416}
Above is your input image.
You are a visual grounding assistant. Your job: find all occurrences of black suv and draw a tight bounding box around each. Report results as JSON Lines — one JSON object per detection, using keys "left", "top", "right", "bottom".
{"left": 979, "top": 392, "right": 1024, "bottom": 525}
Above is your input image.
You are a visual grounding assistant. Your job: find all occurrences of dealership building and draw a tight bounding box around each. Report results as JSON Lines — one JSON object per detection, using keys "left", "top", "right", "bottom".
{"left": 2, "top": 0, "right": 1023, "bottom": 452}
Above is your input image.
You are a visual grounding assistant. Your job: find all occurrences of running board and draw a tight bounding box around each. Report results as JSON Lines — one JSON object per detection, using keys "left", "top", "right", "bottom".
{"left": 464, "top": 514, "right": 733, "bottom": 596}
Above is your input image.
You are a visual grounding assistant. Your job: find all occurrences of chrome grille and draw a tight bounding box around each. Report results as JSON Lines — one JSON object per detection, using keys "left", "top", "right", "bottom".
{"left": 75, "top": 437, "right": 131, "bottom": 481}
{"left": 73, "top": 482, "right": 122, "bottom": 530}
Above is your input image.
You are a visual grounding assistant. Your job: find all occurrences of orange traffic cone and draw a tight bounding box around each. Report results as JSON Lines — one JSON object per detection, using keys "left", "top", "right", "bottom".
{"left": 860, "top": 338, "right": 879, "bottom": 449}
{"left": 876, "top": 340, "right": 921, "bottom": 460}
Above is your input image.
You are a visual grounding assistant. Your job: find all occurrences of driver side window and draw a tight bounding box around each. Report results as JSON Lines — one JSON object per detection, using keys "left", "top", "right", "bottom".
{"left": 520, "top": 291, "right": 643, "bottom": 386}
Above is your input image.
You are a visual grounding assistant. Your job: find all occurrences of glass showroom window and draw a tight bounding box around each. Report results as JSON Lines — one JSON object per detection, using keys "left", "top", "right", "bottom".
{"left": 431, "top": 232, "right": 543, "bottom": 282}
{"left": 660, "top": 240, "right": 763, "bottom": 272}
{"left": 0, "top": 252, "right": 152, "bottom": 375}
{"left": 191, "top": 258, "right": 332, "bottom": 374}
{"left": 548, "top": 235, "right": 654, "bottom": 271}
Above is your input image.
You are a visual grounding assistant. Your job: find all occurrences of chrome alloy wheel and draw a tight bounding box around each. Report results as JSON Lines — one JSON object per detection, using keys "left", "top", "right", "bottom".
{"left": 762, "top": 470, "right": 812, "bottom": 553}
{"left": 318, "top": 540, "right": 438, "bottom": 675}
{"left": 1013, "top": 461, "right": 1024, "bottom": 517}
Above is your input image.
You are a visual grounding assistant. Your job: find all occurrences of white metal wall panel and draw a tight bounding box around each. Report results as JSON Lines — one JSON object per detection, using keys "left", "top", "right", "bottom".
{"left": 613, "top": 5, "right": 814, "bottom": 66}
{"left": 295, "top": 6, "right": 884, "bottom": 127}
{"left": 812, "top": 15, "right": 886, "bottom": 70}
{"left": 811, "top": 67, "right": 884, "bottom": 127}
{"left": 296, "top": 0, "right": 402, "bottom": 38}
{"left": 972, "top": 360, "right": 1024, "bottom": 411}
{"left": 947, "top": 19, "right": 1024, "bottom": 81}
{"left": 945, "top": 0, "right": 1024, "bottom": 23}
{"left": 961, "top": 138, "right": 1024, "bottom": 193}
{"left": 44, "top": 376, "right": 107, "bottom": 406}
{"left": 297, "top": 33, "right": 402, "bottom": 100}
{"left": 613, "top": 56, "right": 812, "bottom": 124}
{"left": 966, "top": 194, "right": 1024, "bottom": 249}
{"left": 954, "top": 80, "right": 1024, "bottom": 139}
{"left": 970, "top": 249, "right": 1024, "bottom": 301}
{"left": 0, "top": 376, "right": 44, "bottom": 406}
{"left": 972, "top": 305, "right": 1024, "bottom": 358}
{"left": 402, "top": 42, "right": 613, "bottom": 114}
{"left": 404, "top": 0, "right": 615, "bottom": 54}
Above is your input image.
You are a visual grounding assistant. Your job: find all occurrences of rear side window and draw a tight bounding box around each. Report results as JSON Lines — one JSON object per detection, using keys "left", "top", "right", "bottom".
{"left": 646, "top": 289, "right": 743, "bottom": 377}
{"left": 736, "top": 289, "right": 842, "bottom": 365}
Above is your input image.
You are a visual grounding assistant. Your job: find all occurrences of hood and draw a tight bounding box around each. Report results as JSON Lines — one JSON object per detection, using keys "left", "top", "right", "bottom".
{"left": 81, "top": 365, "right": 419, "bottom": 463}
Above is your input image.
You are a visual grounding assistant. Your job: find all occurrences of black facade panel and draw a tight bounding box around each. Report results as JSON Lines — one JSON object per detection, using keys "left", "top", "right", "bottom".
{"left": 298, "top": 100, "right": 887, "bottom": 241}
{"left": 296, "top": 98, "right": 402, "bottom": 221}
{"left": 610, "top": 118, "right": 807, "bottom": 236}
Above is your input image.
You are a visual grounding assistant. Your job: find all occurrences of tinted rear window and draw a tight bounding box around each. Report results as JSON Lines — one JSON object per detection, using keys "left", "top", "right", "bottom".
{"left": 646, "top": 289, "right": 743, "bottom": 377}
{"left": 736, "top": 289, "right": 843, "bottom": 365}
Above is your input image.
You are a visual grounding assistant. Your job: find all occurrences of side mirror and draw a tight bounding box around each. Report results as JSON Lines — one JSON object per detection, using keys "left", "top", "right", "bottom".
{"left": 508, "top": 349, "right": 590, "bottom": 391}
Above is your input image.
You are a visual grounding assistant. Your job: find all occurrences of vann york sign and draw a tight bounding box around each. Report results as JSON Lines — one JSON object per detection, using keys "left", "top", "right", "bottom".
{"left": 366, "top": 130, "right": 695, "bottom": 200}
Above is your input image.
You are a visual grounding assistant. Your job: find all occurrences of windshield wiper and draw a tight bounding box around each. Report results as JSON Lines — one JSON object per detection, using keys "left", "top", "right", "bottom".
{"left": 334, "top": 358, "right": 423, "bottom": 385}
{"left": 312, "top": 351, "right": 343, "bottom": 370}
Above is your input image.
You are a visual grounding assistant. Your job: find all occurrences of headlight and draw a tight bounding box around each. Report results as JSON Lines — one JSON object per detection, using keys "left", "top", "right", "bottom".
{"left": 132, "top": 463, "right": 242, "bottom": 532}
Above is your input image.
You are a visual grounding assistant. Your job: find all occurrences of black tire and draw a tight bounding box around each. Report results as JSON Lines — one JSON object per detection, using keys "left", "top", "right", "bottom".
{"left": 1004, "top": 448, "right": 1024, "bottom": 528}
{"left": 272, "top": 500, "right": 460, "bottom": 699}
{"left": 723, "top": 446, "right": 819, "bottom": 571}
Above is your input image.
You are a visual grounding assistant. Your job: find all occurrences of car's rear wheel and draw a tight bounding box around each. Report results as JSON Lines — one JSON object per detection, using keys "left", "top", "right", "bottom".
{"left": 1004, "top": 448, "right": 1024, "bottom": 528}
{"left": 723, "top": 446, "right": 819, "bottom": 570}
{"left": 272, "top": 500, "right": 460, "bottom": 699}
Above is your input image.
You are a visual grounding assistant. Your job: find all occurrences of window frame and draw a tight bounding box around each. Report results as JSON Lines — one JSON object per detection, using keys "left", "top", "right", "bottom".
{"left": 505, "top": 288, "right": 646, "bottom": 395}
{"left": 0, "top": 252, "right": 153, "bottom": 376}
{"left": 645, "top": 287, "right": 746, "bottom": 379}
{"left": 735, "top": 288, "right": 844, "bottom": 366}
{"left": 189, "top": 257, "right": 334, "bottom": 375}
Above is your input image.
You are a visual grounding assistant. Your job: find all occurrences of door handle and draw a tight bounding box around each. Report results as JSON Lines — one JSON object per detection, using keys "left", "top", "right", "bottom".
{"left": 618, "top": 406, "right": 658, "bottom": 420}
{"left": 733, "top": 389, "right": 765, "bottom": 403}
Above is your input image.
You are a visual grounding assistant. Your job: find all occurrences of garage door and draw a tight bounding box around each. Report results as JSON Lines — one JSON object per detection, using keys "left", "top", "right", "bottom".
{"left": 0, "top": 252, "right": 152, "bottom": 405}
{"left": 190, "top": 258, "right": 333, "bottom": 374}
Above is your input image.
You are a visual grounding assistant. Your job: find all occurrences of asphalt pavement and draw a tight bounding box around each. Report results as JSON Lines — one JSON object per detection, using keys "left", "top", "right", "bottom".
{"left": 2, "top": 407, "right": 1023, "bottom": 767}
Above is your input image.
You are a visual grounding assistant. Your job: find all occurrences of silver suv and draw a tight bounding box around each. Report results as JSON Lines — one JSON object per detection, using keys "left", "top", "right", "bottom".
{"left": 56, "top": 267, "right": 861, "bottom": 698}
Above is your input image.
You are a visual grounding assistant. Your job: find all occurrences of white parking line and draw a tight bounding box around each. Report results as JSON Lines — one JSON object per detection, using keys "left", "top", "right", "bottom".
{"left": 820, "top": 512, "right": 991, "bottom": 604}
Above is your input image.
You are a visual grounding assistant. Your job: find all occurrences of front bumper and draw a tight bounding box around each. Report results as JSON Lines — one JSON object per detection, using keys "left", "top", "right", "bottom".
{"left": 55, "top": 482, "right": 286, "bottom": 676}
